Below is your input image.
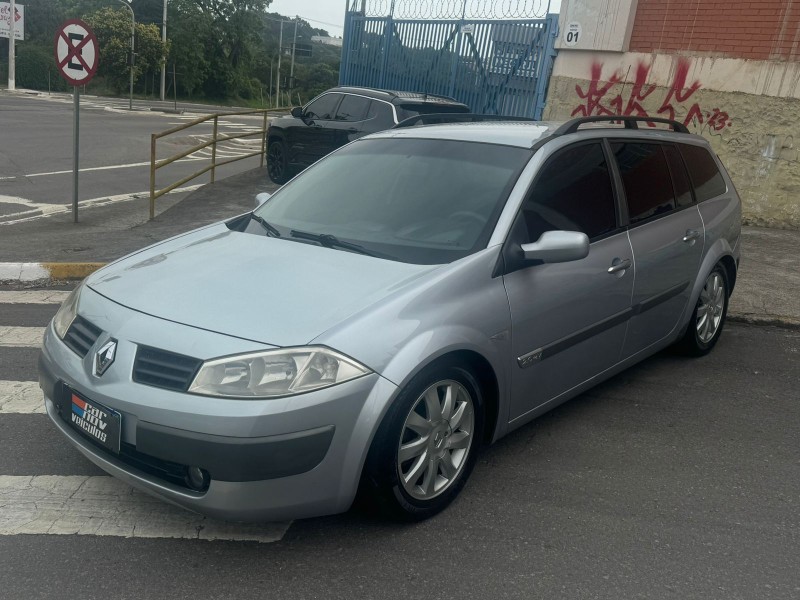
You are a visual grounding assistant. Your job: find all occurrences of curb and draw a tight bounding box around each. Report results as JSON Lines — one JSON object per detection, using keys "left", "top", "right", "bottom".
{"left": 0, "top": 262, "right": 106, "bottom": 283}
{"left": 728, "top": 313, "right": 800, "bottom": 331}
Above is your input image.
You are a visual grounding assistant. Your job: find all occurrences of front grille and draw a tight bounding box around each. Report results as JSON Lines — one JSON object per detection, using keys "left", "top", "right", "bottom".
{"left": 132, "top": 345, "right": 203, "bottom": 392}
{"left": 63, "top": 316, "right": 102, "bottom": 357}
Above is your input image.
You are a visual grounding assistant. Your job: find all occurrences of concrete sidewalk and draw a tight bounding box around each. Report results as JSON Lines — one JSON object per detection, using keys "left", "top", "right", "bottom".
{"left": 0, "top": 166, "right": 797, "bottom": 327}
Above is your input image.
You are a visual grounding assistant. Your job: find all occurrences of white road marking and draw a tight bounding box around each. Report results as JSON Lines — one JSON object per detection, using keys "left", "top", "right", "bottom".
{"left": 0, "top": 291, "right": 70, "bottom": 304}
{"left": 0, "top": 184, "right": 204, "bottom": 226}
{"left": 0, "top": 476, "right": 290, "bottom": 543}
{"left": 0, "top": 327, "right": 45, "bottom": 348}
{"left": 2, "top": 157, "right": 205, "bottom": 181}
{"left": 0, "top": 382, "right": 44, "bottom": 414}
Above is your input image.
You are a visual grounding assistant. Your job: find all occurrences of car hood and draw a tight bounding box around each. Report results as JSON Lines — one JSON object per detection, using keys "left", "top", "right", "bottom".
{"left": 87, "top": 223, "right": 440, "bottom": 347}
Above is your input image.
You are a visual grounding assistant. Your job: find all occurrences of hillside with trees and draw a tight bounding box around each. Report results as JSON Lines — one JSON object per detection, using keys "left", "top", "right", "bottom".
{"left": 0, "top": 0, "right": 342, "bottom": 106}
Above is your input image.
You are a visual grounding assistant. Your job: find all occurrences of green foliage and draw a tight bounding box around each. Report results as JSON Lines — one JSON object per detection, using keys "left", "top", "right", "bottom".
{"left": 16, "top": 45, "right": 68, "bottom": 91}
{"left": 84, "top": 7, "right": 167, "bottom": 94}
{"left": 7, "top": 0, "right": 342, "bottom": 104}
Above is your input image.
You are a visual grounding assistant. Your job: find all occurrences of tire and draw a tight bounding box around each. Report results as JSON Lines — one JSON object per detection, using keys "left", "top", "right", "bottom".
{"left": 267, "top": 139, "right": 290, "bottom": 184}
{"left": 360, "top": 360, "right": 485, "bottom": 521}
{"left": 676, "top": 264, "right": 729, "bottom": 356}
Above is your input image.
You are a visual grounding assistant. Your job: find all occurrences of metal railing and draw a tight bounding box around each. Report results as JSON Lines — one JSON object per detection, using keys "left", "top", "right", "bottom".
{"left": 148, "top": 108, "right": 288, "bottom": 220}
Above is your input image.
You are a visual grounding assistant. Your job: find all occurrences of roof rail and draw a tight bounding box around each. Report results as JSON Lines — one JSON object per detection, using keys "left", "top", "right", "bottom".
{"left": 393, "top": 113, "right": 537, "bottom": 129}
{"left": 553, "top": 116, "right": 690, "bottom": 135}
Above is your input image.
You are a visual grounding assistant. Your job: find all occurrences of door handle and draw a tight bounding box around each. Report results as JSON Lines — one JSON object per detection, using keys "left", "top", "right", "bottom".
{"left": 683, "top": 229, "right": 702, "bottom": 243}
{"left": 607, "top": 258, "right": 631, "bottom": 274}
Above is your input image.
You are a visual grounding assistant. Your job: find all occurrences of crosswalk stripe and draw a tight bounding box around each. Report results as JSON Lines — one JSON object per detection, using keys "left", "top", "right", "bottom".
{"left": 0, "top": 327, "right": 45, "bottom": 348}
{"left": 0, "top": 381, "right": 44, "bottom": 414}
{"left": 0, "top": 291, "right": 70, "bottom": 305}
{"left": 0, "top": 476, "right": 289, "bottom": 542}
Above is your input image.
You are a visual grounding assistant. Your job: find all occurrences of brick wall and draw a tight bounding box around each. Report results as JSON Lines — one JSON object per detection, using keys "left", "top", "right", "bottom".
{"left": 629, "top": 0, "right": 800, "bottom": 61}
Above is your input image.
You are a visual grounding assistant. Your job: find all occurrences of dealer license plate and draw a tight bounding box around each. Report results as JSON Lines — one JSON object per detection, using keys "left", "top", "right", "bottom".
{"left": 68, "top": 391, "right": 122, "bottom": 454}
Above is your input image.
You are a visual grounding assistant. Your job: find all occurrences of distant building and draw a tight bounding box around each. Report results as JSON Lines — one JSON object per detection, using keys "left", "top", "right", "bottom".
{"left": 311, "top": 35, "right": 343, "bottom": 47}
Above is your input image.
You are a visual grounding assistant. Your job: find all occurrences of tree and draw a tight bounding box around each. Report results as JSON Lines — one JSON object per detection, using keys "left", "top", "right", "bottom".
{"left": 84, "top": 7, "right": 167, "bottom": 93}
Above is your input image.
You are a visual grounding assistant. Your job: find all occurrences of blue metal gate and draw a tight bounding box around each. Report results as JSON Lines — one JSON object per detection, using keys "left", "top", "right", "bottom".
{"left": 339, "top": 1, "right": 559, "bottom": 119}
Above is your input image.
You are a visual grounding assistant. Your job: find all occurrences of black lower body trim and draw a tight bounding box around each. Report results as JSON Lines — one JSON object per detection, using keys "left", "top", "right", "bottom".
{"left": 517, "top": 280, "right": 691, "bottom": 367}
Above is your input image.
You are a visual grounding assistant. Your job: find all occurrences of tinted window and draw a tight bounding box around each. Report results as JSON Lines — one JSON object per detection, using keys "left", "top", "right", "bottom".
{"left": 335, "top": 94, "right": 370, "bottom": 122}
{"left": 254, "top": 139, "right": 531, "bottom": 265}
{"left": 304, "top": 93, "right": 341, "bottom": 120}
{"left": 663, "top": 144, "right": 694, "bottom": 208}
{"left": 521, "top": 142, "right": 617, "bottom": 242}
{"left": 612, "top": 142, "right": 676, "bottom": 224}
{"left": 679, "top": 144, "right": 727, "bottom": 202}
{"left": 365, "top": 101, "right": 396, "bottom": 130}
{"left": 397, "top": 104, "right": 471, "bottom": 120}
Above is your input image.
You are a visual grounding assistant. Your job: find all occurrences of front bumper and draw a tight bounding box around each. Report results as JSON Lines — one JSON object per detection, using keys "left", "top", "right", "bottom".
{"left": 38, "top": 289, "right": 398, "bottom": 522}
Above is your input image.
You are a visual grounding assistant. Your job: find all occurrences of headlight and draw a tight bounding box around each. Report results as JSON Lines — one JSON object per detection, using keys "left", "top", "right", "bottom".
{"left": 52, "top": 283, "right": 83, "bottom": 339}
{"left": 188, "top": 347, "right": 371, "bottom": 399}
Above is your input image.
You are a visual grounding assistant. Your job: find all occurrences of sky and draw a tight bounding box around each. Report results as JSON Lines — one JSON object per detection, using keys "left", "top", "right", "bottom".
{"left": 267, "top": 0, "right": 562, "bottom": 38}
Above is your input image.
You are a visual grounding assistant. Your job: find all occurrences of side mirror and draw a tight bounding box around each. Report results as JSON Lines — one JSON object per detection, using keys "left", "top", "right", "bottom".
{"left": 291, "top": 106, "right": 303, "bottom": 118}
{"left": 520, "top": 230, "right": 589, "bottom": 264}
{"left": 254, "top": 192, "right": 271, "bottom": 209}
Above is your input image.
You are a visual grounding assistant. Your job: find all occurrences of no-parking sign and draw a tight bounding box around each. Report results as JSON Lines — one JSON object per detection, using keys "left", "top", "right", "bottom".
{"left": 53, "top": 19, "right": 98, "bottom": 86}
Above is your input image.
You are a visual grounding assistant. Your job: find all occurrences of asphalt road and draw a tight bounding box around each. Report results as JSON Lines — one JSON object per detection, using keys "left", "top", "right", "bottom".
{"left": 0, "top": 92, "right": 270, "bottom": 222}
{"left": 1, "top": 288, "right": 798, "bottom": 600}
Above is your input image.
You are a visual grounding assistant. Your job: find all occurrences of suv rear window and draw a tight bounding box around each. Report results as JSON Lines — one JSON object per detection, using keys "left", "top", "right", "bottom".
{"left": 679, "top": 144, "right": 727, "bottom": 202}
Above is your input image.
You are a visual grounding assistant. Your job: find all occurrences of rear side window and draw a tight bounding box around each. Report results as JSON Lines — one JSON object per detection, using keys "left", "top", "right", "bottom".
{"left": 679, "top": 144, "right": 727, "bottom": 202}
{"left": 521, "top": 142, "right": 617, "bottom": 242}
{"left": 365, "top": 101, "right": 396, "bottom": 130}
{"left": 611, "top": 142, "right": 676, "bottom": 224}
{"left": 662, "top": 145, "right": 694, "bottom": 208}
{"left": 335, "top": 95, "right": 370, "bottom": 122}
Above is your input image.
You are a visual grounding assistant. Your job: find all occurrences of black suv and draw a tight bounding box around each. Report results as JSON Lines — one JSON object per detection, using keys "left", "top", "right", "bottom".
{"left": 265, "top": 86, "right": 470, "bottom": 183}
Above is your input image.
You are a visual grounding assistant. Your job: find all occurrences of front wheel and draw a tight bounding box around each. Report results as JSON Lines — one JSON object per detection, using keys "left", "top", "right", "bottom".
{"left": 267, "top": 139, "right": 290, "bottom": 184}
{"left": 361, "top": 362, "right": 484, "bottom": 521}
{"left": 676, "top": 264, "right": 729, "bottom": 356}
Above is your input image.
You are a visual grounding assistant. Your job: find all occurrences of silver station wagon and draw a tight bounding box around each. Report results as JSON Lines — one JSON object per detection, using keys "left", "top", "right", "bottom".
{"left": 39, "top": 115, "right": 741, "bottom": 522}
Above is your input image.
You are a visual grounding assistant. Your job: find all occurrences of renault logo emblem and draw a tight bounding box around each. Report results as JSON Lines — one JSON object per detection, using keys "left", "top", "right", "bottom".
{"left": 94, "top": 339, "right": 117, "bottom": 377}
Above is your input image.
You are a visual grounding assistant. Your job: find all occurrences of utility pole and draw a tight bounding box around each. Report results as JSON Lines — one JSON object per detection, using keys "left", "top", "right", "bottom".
{"left": 7, "top": 0, "right": 15, "bottom": 91}
{"left": 159, "top": 0, "right": 166, "bottom": 101}
{"left": 289, "top": 18, "right": 298, "bottom": 96}
{"left": 276, "top": 19, "right": 283, "bottom": 107}
{"left": 116, "top": 0, "right": 135, "bottom": 110}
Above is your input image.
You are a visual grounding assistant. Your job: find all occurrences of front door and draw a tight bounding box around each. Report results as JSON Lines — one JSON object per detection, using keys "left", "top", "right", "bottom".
{"left": 289, "top": 92, "right": 342, "bottom": 167}
{"left": 503, "top": 141, "right": 634, "bottom": 422}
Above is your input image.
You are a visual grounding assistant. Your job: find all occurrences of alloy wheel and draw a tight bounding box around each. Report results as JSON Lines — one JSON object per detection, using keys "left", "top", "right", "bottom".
{"left": 397, "top": 379, "right": 475, "bottom": 501}
{"left": 267, "top": 143, "right": 286, "bottom": 181}
{"left": 697, "top": 271, "right": 725, "bottom": 343}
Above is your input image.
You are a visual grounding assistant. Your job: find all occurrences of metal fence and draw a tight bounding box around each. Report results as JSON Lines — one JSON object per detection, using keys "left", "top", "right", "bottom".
{"left": 339, "top": 0, "right": 558, "bottom": 119}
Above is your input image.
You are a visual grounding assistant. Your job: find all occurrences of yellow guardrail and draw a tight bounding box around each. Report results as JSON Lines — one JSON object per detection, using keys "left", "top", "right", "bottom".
{"left": 148, "top": 108, "right": 290, "bottom": 220}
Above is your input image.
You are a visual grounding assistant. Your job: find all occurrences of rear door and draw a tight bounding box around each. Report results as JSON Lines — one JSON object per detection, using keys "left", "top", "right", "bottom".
{"left": 503, "top": 141, "right": 634, "bottom": 421}
{"left": 611, "top": 141, "right": 705, "bottom": 358}
{"left": 327, "top": 94, "right": 372, "bottom": 149}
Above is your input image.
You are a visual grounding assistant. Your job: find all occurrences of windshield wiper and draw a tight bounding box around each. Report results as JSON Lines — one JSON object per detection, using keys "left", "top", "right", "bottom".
{"left": 289, "top": 229, "right": 378, "bottom": 257}
{"left": 250, "top": 213, "right": 281, "bottom": 237}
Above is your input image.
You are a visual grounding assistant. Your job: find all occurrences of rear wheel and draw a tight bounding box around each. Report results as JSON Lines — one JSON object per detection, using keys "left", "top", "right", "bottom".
{"left": 267, "top": 139, "right": 290, "bottom": 184}
{"left": 677, "top": 264, "right": 729, "bottom": 356}
{"left": 361, "top": 361, "right": 484, "bottom": 521}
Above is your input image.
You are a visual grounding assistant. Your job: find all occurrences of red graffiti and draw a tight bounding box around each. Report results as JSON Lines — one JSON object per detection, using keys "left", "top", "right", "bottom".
{"left": 572, "top": 59, "right": 733, "bottom": 130}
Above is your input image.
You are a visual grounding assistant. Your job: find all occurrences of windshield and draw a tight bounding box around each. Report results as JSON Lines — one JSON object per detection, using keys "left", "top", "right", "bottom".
{"left": 253, "top": 138, "right": 531, "bottom": 264}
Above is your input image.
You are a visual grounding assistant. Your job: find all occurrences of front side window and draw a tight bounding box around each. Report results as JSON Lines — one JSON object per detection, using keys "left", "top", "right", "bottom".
{"left": 254, "top": 139, "right": 532, "bottom": 264}
{"left": 679, "top": 144, "right": 727, "bottom": 202}
{"left": 612, "top": 142, "right": 676, "bottom": 224}
{"left": 335, "top": 95, "right": 370, "bottom": 122}
{"left": 521, "top": 142, "right": 617, "bottom": 243}
{"left": 304, "top": 93, "right": 341, "bottom": 120}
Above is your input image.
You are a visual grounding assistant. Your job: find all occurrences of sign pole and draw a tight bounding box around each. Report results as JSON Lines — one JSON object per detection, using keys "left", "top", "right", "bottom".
{"left": 72, "top": 86, "right": 79, "bottom": 222}
{"left": 55, "top": 19, "right": 98, "bottom": 223}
